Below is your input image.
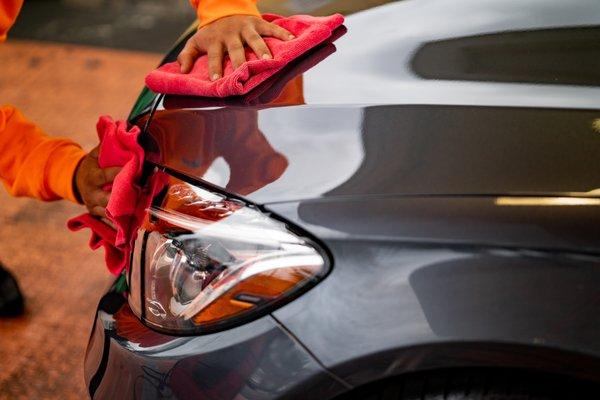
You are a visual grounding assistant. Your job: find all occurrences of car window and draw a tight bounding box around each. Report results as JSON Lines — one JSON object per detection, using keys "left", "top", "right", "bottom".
{"left": 259, "top": 0, "right": 398, "bottom": 16}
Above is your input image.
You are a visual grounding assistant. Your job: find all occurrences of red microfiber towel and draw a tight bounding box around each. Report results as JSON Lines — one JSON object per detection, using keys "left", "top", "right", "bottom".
{"left": 145, "top": 13, "right": 345, "bottom": 98}
{"left": 68, "top": 116, "right": 164, "bottom": 275}
{"left": 96, "top": 116, "right": 145, "bottom": 247}
{"left": 67, "top": 213, "right": 123, "bottom": 273}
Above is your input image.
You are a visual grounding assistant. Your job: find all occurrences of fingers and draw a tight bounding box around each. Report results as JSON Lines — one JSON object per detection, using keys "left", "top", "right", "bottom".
{"left": 95, "top": 189, "right": 110, "bottom": 208}
{"left": 227, "top": 37, "right": 247, "bottom": 69}
{"left": 88, "top": 163, "right": 121, "bottom": 192}
{"left": 256, "top": 21, "right": 295, "bottom": 41}
{"left": 177, "top": 42, "right": 201, "bottom": 74}
{"left": 90, "top": 206, "right": 107, "bottom": 218}
{"left": 88, "top": 145, "right": 100, "bottom": 159}
{"left": 243, "top": 29, "right": 272, "bottom": 60}
{"left": 87, "top": 188, "right": 110, "bottom": 217}
{"left": 207, "top": 43, "right": 224, "bottom": 81}
{"left": 177, "top": 16, "right": 296, "bottom": 82}
{"left": 77, "top": 148, "right": 122, "bottom": 218}
{"left": 102, "top": 167, "right": 122, "bottom": 184}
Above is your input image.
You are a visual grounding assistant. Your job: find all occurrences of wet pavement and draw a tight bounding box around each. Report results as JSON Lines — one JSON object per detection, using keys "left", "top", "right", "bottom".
{"left": 0, "top": 1, "right": 179, "bottom": 397}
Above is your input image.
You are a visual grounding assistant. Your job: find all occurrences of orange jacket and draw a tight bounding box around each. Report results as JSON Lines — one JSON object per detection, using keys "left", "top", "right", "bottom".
{"left": 190, "top": 0, "right": 260, "bottom": 27}
{"left": 1, "top": 0, "right": 85, "bottom": 202}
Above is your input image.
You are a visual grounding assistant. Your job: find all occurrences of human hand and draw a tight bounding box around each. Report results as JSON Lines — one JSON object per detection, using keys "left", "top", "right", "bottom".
{"left": 177, "top": 15, "right": 295, "bottom": 79}
{"left": 74, "top": 146, "right": 121, "bottom": 218}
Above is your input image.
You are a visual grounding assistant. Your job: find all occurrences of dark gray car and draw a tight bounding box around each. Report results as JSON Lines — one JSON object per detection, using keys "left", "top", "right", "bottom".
{"left": 84, "top": 0, "right": 600, "bottom": 398}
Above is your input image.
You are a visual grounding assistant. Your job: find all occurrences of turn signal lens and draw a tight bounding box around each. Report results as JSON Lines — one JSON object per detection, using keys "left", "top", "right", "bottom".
{"left": 129, "top": 182, "right": 328, "bottom": 334}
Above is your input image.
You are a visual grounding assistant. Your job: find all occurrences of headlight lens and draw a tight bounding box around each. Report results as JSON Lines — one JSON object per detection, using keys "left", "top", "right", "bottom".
{"left": 129, "top": 181, "right": 328, "bottom": 334}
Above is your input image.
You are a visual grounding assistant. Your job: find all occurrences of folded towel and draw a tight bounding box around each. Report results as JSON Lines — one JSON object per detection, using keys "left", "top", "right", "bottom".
{"left": 163, "top": 29, "right": 343, "bottom": 109}
{"left": 145, "top": 13, "right": 345, "bottom": 98}
{"left": 68, "top": 116, "right": 165, "bottom": 275}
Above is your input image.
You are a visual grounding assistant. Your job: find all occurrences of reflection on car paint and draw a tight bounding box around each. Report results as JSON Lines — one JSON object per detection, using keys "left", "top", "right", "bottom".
{"left": 146, "top": 104, "right": 600, "bottom": 204}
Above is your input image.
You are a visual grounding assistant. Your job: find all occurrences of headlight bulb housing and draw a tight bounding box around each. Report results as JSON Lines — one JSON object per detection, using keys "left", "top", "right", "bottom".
{"left": 128, "top": 181, "right": 329, "bottom": 335}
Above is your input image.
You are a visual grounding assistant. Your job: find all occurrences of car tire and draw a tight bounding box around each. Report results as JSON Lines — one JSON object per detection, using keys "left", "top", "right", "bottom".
{"left": 337, "top": 369, "right": 599, "bottom": 400}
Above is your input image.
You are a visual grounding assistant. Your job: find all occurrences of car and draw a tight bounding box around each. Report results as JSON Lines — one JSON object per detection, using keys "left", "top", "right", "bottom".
{"left": 84, "top": 0, "right": 600, "bottom": 398}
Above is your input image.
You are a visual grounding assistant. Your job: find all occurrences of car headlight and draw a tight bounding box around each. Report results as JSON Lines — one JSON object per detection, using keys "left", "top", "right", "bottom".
{"left": 128, "top": 180, "right": 329, "bottom": 335}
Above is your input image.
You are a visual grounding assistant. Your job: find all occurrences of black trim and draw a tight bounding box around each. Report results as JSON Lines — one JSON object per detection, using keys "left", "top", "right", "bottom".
{"left": 88, "top": 292, "right": 126, "bottom": 397}
{"left": 140, "top": 231, "right": 149, "bottom": 322}
{"left": 150, "top": 162, "right": 259, "bottom": 206}
{"left": 88, "top": 331, "right": 110, "bottom": 398}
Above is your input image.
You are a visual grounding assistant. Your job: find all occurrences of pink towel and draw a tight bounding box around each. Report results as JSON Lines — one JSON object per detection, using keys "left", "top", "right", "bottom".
{"left": 163, "top": 35, "right": 340, "bottom": 109}
{"left": 145, "top": 13, "right": 345, "bottom": 98}
{"left": 67, "top": 214, "right": 124, "bottom": 274}
{"left": 68, "top": 116, "right": 165, "bottom": 275}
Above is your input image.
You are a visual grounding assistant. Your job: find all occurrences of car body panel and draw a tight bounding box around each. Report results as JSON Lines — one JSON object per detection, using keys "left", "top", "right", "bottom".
{"left": 140, "top": 0, "right": 600, "bottom": 205}
{"left": 267, "top": 199, "right": 600, "bottom": 386}
{"left": 84, "top": 295, "right": 348, "bottom": 399}
{"left": 87, "top": 0, "right": 600, "bottom": 398}
{"left": 133, "top": 0, "right": 600, "bottom": 123}
{"left": 144, "top": 104, "right": 600, "bottom": 205}
{"left": 266, "top": 196, "right": 600, "bottom": 253}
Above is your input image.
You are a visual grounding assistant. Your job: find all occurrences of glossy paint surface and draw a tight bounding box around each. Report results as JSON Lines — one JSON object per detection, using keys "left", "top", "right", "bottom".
{"left": 146, "top": 105, "right": 600, "bottom": 204}
{"left": 267, "top": 197, "right": 600, "bottom": 386}
{"left": 142, "top": 0, "right": 600, "bottom": 204}
{"left": 89, "top": 0, "right": 600, "bottom": 397}
{"left": 85, "top": 296, "right": 348, "bottom": 399}
{"left": 292, "top": 0, "right": 600, "bottom": 107}
{"left": 85, "top": 195, "right": 600, "bottom": 397}
{"left": 267, "top": 196, "right": 600, "bottom": 253}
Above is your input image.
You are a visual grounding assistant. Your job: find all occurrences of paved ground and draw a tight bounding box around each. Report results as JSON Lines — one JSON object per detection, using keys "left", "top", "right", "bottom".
{"left": 0, "top": 1, "right": 188, "bottom": 397}
{"left": 11, "top": 0, "right": 194, "bottom": 53}
{"left": 0, "top": 40, "right": 161, "bottom": 399}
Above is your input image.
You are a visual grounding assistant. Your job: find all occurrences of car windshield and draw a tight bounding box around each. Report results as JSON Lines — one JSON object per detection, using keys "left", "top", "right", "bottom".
{"left": 259, "top": 0, "right": 398, "bottom": 16}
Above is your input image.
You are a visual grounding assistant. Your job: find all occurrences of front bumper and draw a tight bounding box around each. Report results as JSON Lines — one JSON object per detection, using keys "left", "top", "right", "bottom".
{"left": 84, "top": 291, "right": 347, "bottom": 400}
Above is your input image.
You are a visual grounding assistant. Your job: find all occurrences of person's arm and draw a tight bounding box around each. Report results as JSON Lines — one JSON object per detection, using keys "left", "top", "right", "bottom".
{"left": 179, "top": 0, "right": 294, "bottom": 78}
{"left": 190, "top": 0, "right": 260, "bottom": 28}
{"left": 2, "top": 4, "right": 118, "bottom": 215}
{"left": 0, "top": 105, "right": 85, "bottom": 202}
{"left": 0, "top": 106, "right": 119, "bottom": 216}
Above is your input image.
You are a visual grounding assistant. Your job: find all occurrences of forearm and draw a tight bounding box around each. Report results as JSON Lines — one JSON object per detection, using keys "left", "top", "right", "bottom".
{"left": 190, "top": 0, "right": 260, "bottom": 27}
{"left": 0, "top": 105, "right": 85, "bottom": 202}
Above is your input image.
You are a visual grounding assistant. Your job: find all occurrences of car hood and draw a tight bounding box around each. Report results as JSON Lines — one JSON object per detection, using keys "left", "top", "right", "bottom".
{"left": 141, "top": 0, "right": 600, "bottom": 205}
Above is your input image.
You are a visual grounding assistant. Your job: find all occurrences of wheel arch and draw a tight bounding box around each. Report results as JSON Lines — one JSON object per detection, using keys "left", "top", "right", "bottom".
{"left": 327, "top": 340, "right": 600, "bottom": 397}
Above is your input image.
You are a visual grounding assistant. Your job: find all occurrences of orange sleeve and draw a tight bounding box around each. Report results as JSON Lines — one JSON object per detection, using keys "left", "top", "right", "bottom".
{"left": 0, "top": 0, "right": 23, "bottom": 42}
{"left": 189, "top": 0, "right": 260, "bottom": 28}
{"left": 0, "top": 106, "right": 86, "bottom": 203}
